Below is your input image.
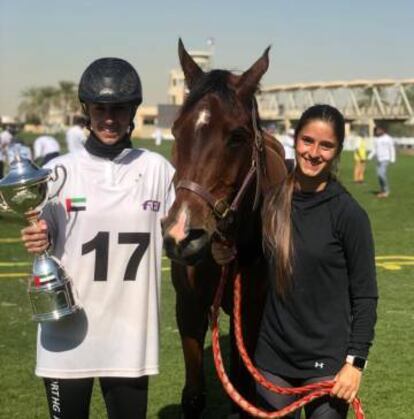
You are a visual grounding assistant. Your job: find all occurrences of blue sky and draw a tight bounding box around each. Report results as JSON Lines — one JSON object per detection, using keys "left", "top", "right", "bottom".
{"left": 1, "top": 0, "right": 413, "bottom": 117}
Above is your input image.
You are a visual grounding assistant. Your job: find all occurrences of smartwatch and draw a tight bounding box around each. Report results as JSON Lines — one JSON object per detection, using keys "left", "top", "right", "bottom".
{"left": 346, "top": 355, "right": 368, "bottom": 371}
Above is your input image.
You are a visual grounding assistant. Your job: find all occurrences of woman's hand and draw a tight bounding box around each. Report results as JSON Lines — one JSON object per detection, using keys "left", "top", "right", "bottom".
{"left": 211, "top": 241, "right": 237, "bottom": 265}
{"left": 331, "top": 363, "right": 362, "bottom": 404}
{"left": 21, "top": 220, "right": 50, "bottom": 254}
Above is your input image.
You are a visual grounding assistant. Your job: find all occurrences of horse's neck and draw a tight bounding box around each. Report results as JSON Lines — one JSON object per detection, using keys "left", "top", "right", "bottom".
{"left": 235, "top": 131, "right": 286, "bottom": 240}
{"left": 263, "top": 131, "right": 285, "bottom": 156}
{"left": 234, "top": 131, "right": 287, "bottom": 249}
{"left": 234, "top": 180, "right": 262, "bottom": 244}
{"left": 261, "top": 131, "right": 288, "bottom": 194}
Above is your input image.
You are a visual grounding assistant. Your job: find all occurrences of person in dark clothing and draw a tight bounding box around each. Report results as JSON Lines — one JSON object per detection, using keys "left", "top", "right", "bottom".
{"left": 211, "top": 104, "right": 378, "bottom": 418}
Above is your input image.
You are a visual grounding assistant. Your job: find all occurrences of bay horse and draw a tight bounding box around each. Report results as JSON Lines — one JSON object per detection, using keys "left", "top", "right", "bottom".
{"left": 162, "top": 39, "right": 288, "bottom": 418}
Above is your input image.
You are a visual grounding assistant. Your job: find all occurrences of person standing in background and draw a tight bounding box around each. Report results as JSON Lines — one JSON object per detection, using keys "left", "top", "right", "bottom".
{"left": 368, "top": 125, "right": 396, "bottom": 198}
{"left": 280, "top": 128, "right": 296, "bottom": 172}
{"left": 66, "top": 115, "right": 87, "bottom": 153}
{"left": 33, "top": 134, "right": 61, "bottom": 165}
{"left": 0, "top": 124, "right": 14, "bottom": 177}
{"left": 7, "top": 137, "right": 33, "bottom": 162}
{"left": 153, "top": 127, "right": 163, "bottom": 146}
{"left": 353, "top": 130, "right": 367, "bottom": 183}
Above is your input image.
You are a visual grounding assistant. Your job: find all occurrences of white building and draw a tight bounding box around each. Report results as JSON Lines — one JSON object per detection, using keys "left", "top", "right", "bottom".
{"left": 134, "top": 48, "right": 213, "bottom": 139}
{"left": 167, "top": 50, "right": 212, "bottom": 106}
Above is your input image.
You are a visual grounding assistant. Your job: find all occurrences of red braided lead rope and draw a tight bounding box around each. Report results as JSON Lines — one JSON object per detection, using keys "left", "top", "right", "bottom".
{"left": 210, "top": 266, "right": 365, "bottom": 418}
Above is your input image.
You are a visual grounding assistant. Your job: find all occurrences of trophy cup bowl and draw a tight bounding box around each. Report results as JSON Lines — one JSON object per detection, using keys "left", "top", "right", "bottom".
{"left": 0, "top": 155, "right": 80, "bottom": 322}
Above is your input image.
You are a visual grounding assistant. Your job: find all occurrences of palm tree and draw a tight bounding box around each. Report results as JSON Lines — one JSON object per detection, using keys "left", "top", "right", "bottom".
{"left": 19, "top": 81, "right": 81, "bottom": 126}
{"left": 57, "top": 81, "right": 79, "bottom": 124}
{"left": 19, "top": 86, "right": 58, "bottom": 124}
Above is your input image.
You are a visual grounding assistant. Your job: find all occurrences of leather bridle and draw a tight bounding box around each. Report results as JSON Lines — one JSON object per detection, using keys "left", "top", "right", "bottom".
{"left": 175, "top": 103, "right": 265, "bottom": 239}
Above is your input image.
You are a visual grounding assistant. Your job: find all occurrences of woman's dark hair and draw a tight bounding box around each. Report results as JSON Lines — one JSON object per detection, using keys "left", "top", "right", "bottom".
{"left": 263, "top": 104, "right": 345, "bottom": 298}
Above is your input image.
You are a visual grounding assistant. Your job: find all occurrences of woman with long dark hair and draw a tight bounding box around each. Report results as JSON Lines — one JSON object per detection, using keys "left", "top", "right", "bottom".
{"left": 212, "top": 104, "right": 378, "bottom": 418}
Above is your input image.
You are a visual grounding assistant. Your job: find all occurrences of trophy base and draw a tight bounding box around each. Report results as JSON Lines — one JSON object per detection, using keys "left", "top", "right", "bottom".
{"left": 29, "top": 253, "right": 81, "bottom": 322}
{"left": 32, "top": 305, "right": 81, "bottom": 322}
{"left": 29, "top": 281, "right": 81, "bottom": 322}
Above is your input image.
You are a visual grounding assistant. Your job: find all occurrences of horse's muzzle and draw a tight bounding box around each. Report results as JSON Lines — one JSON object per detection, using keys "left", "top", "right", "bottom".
{"left": 163, "top": 229, "right": 210, "bottom": 266}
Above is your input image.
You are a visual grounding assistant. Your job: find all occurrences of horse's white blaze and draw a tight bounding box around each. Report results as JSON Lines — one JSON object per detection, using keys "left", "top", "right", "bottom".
{"left": 195, "top": 109, "right": 210, "bottom": 131}
{"left": 168, "top": 204, "right": 189, "bottom": 244}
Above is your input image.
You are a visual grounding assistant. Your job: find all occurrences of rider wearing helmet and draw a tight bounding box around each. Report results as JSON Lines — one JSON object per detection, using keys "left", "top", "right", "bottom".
{"left": 78, "top": 57, "right": 143, "bottom": 157}
{"left": 21, "top": 58, "right": 175, "bottom": 419}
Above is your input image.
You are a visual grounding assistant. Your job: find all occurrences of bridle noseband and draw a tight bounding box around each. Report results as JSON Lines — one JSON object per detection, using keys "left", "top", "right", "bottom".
{"left": 175, "top": 103, "right": 264, "bottom": 239}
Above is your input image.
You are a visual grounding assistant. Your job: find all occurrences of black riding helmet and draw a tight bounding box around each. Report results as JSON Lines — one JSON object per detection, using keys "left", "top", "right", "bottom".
{"left": 78, "top": 57, "right": 142, "bottom": 106}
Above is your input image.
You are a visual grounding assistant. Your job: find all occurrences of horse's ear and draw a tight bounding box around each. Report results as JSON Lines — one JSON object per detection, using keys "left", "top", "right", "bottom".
{"left": 237, "top": 46, "right": 270, "bottom": 99}
{"left": 178, "top": 38, "right": 204, "bottom": 90}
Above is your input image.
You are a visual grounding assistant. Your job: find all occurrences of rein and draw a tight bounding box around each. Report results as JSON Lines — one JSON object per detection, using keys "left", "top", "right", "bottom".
{"left": 210, "top": 266, "right": 366, "bottom": 418}
{"left": 176, "top": 103, "right": 263, "bottom": 238}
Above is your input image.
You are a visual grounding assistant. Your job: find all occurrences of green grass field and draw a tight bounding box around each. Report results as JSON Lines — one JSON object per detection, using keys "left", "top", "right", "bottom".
{"left": 0, "top": 138, "right": 413, "bottom": 418}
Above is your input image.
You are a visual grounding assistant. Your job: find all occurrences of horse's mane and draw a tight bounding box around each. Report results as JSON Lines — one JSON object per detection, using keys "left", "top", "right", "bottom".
{"left": 181, "top": 70, "right": 236, "bottom": 114}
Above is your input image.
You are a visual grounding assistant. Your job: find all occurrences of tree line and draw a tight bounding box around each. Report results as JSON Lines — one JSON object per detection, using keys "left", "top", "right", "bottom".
{"left": 18, "top": 81, "right": 81, "bottom": 126}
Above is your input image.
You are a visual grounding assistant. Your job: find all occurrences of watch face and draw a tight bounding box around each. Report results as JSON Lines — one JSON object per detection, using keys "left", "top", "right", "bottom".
{"left": 353, "top": 356, "right": 367, "bottom": 369}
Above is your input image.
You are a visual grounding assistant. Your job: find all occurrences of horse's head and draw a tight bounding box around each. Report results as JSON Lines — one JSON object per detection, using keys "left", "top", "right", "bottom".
{"left": 163, "top": 39, "right": 286, "bottom": 265}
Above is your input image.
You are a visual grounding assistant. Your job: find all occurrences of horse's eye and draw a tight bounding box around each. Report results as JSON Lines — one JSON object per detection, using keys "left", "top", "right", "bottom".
{"left": 227, "top": 129, "right": 248, "bottom": 148}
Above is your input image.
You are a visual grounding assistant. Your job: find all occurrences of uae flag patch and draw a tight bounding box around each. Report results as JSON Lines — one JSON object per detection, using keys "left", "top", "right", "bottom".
{"left": 66, "top": 197, "right": 87, "bottom": 212}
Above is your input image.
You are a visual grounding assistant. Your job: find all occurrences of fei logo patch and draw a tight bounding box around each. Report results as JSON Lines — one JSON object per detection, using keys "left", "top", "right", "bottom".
{"left": 142, "top": 200, "right": 161, "bottom": 212}
{"left": 66, "top": 197, "right": 87, "bottom": 212}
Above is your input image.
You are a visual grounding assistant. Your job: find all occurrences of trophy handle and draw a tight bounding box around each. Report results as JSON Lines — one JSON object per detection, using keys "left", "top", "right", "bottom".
{"left": 48, "top": 164, "right": 67, "bottom": 200}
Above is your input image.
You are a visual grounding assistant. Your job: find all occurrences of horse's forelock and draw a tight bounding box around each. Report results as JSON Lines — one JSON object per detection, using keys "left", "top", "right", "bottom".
{"left": 181, "top": 70, "right": 237, "bottom": 115}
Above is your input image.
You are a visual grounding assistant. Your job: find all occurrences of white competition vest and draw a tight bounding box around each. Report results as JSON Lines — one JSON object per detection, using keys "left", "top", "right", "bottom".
{"left": 36, "top": 148, "right": 174, "bottom": 378}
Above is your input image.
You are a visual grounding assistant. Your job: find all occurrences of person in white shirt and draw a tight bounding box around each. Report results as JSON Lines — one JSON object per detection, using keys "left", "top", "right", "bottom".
{"left": 33, "top": 135, "right": 60, "bottom": 165}
{"left": 280, "top": 128, "right": 296, "bottom": 172}
{"left": 7, "top": 138, "right": 33, "bottom": 162}
{"left": 153, "top": 127, "right": 163, "bottom": 146}
{"left": 20, "top": 57, "right": 175, "bottom": 419}
{"left": 65, "top": 115, "right": 87, "bottom": 153}
{"left": 0, "top": 125, "right": 14, "bottom": 177}
{"left": 368, "top": 125, "right": 396, "bottom": 198}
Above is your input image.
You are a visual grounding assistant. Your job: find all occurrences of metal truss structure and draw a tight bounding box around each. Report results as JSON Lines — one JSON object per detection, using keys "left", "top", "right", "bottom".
{"left": 257, "top": 79, "right": 414, "bottom": 125}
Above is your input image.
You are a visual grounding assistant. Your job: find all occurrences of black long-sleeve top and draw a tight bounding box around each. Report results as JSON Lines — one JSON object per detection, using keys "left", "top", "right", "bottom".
{"left": 255, "top": 180, "right": 378, "bottom": 378}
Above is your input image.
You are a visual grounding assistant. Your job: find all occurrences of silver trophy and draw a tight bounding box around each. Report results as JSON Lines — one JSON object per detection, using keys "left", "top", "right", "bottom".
{"left": 0, "top": 155, "right": 80, "bottom": 322}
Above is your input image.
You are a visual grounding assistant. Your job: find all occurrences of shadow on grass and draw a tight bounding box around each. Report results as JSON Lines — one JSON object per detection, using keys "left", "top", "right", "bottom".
{"left": 157, "top": 334, "right": 232, "bottom": 419}
{"left": 157, "top": 403, "right": 181, "bottom": 418}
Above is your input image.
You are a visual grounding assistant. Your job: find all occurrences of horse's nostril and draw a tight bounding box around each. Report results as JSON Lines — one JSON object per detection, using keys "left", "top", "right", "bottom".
{"left": 163, "top": 235, "right": 176, "bottom": 255}
{"left": 185, "top": 229, "right": 206, "bottom": 244}
{"left": 179, "top": 229, "right": 209, "bottom": 262}
{"left": 163, "top": 229, "right": 210, "bottom": 265}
